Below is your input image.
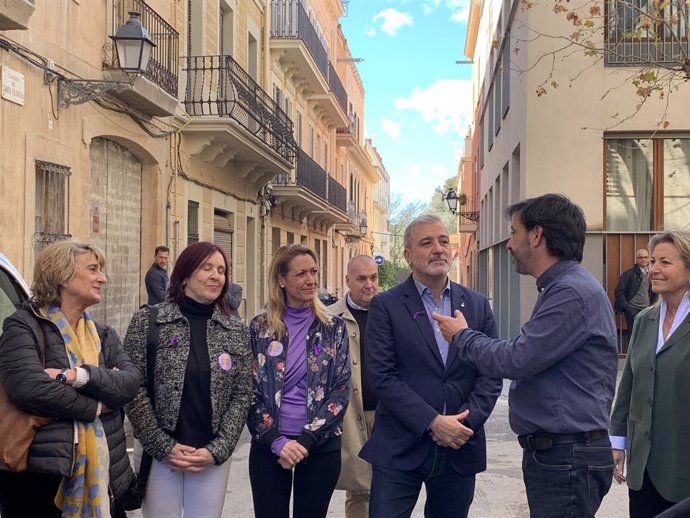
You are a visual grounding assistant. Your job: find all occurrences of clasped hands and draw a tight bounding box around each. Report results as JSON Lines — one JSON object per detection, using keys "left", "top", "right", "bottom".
{"left": 429, "top": 410, "right": 474, "bottom": 449}
{"left": 277, "top": 440, "right": 309, "bottom": 470}
{"left": 165, "top": 444, "right": 215, "bottom": 473}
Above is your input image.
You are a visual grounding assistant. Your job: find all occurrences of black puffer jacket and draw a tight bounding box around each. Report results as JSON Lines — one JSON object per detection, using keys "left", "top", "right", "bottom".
{"left": 0, "top": 303, "right": 141, "bottom": 498}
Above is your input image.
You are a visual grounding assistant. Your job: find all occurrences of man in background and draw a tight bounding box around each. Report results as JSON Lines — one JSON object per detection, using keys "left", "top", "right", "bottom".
{"left": 144, "top": 245, "right": 168, "bottom": 305}
{"left": 327, "top": 255, "right": 379, "bottom": 518}
{"left": 614, "top": 248, "right": 656, "bottom": 332}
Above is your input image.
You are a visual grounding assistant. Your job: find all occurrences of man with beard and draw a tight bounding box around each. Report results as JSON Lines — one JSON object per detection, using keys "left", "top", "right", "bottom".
{"left": 360, "top": 215, "right": 502, "bottom": 518}
{"left": 433, "top": 194, "right": 618, "bottom": 518}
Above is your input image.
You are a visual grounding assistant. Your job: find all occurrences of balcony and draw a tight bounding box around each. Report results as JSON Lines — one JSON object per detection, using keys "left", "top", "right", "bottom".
{"left": 336, "top": 116, "right": 358, "bottom": 147}
{"left": 0, "top": 0, "right": 35, "bottom": 30}
{"left": 270, "top": 0, "right": 348, "bottom": 126}
{"left": 103, "top": 0, "right": 179, "bottom": 116}
{"left": 272, "top": 150, "right": 348, "bottom": 227}
{"left": 605, "top": 0, "right": 690, "bottom": 66}
{"left": 456, "top": 193, "right": 479, "bottom": 233}
{"left": 181, "top": 55, "right": 296, "bottom": 185}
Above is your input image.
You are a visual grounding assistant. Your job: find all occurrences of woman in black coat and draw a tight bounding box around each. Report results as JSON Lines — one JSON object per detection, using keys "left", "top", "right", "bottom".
{"left": 0, "top": 240, "right": 140, "bottom": 518}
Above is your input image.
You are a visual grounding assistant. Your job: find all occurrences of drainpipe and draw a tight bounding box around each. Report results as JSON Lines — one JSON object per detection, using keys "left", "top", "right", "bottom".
{"left": 263, "top": 0, "right": 271, "bottom": 92}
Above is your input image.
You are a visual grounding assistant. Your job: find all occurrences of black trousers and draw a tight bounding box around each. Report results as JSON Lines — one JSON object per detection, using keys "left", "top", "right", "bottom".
{"left": 249, "top": 441, "right": 341, "bottom": 518}
{"left": 629, "top": 470, "right": 675, "bottom": 518}
{"left": 0, "top": 470, "right": 63, "bottom": 518}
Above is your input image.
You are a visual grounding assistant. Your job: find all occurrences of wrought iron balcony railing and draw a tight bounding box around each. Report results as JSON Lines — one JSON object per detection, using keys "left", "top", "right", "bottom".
{"left": 183, "top": 55, "right": 297, "bottom": 164}
{"left": 328, "top": 61, "right": 347, "bottom": 114}
{"left": 273, "top": 150, "right": 347, "bottom": 211}
{"left": 327, "top": 175, "right": 347, "bottom": 212}
{"left": 109, "top": 0, "right": 179, "bottom": 96}
{"left": 605, "top": 0, "right": 690, "bottom": 65}
{"left": 271, "top": 0, "right": 329, "bottom": 81}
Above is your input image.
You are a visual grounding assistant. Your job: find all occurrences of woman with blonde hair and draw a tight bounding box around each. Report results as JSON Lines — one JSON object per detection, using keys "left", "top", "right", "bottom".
{"left": 0, "top": 240, "right": 140, "bottom": 518}
{"left": 611, "top": 231, "right": 690, "bottom": 517}
{"left": 247, "top": 244, "right": 350, "bottom": 518}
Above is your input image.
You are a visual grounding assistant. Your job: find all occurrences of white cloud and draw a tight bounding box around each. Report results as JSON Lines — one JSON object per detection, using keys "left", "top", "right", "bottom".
{"left": 381, "top": 118, "right": 401, "bottom": 139}
{"left": 422, "top": 0, "right": 470, "bottom": 23}
{"left": 406, "top": 163, "right": 448, "bottom": 178}
{"left": 365, "top": 27, "right": 377, "bottom": 36}
{"left": 371, "top": 8, "right": 413, "bottom": 36}
{"left": 394, "top": 78, "right": 473, "bottom": 137}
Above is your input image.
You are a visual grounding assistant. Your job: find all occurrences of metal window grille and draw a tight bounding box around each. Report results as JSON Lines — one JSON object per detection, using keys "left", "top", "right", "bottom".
{"left": 34, "top": 160, "right": 72, "bottom": 254}
{"left": 188, "top": 200, "right": 200, "bottom": 244}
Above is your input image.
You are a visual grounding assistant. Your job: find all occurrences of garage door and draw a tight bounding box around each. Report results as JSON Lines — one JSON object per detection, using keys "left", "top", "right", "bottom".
{"left": 89, "top": 138, "right": 143, "bottom": 337}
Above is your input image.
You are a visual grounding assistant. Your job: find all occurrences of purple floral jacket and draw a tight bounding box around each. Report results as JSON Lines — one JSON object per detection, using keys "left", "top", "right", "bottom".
{"left": 247, "top": 312, "right": 351, "bottom": 451}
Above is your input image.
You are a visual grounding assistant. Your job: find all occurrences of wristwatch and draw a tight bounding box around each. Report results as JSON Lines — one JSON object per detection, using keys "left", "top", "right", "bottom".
{"left": 55, "top": 368, "right": 69, "bottom": 384}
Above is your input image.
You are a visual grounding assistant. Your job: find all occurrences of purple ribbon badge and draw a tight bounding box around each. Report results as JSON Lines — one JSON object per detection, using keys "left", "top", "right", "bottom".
{"left": 218, "top": 352, "right": 233, "bottom": 371}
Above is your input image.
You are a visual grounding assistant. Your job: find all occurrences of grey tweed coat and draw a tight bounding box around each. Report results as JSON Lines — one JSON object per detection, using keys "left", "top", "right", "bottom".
{"left": 123, "top": 302, "right": 253, "bottom": 464}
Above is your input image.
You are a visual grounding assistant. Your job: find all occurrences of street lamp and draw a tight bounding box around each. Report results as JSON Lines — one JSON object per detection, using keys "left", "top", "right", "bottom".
{"left": 56, "top": 11, "right": 156, "bottom": 109}
{"left": 359, "top": 215, "right": 368, "bottom": 236}
{"left": 110, "top": 12, "right": 156, "bottom": 77}
{"left": 445, "top": 188, "right": 459, "bottom": 214}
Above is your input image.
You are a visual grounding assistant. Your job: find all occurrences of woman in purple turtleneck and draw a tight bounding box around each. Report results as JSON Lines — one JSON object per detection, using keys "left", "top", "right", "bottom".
{"left": 247, "top": 244, "right": 351, "bottom": 518}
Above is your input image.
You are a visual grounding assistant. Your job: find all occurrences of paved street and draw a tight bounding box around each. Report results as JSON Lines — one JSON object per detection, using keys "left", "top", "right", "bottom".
{"left": 129, "top": 380, "right": 627, "bottom": 517}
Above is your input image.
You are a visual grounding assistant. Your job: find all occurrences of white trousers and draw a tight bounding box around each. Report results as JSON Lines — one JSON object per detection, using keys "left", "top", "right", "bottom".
{"left": 142, "top": 457, "right": 232, "bottom": 518}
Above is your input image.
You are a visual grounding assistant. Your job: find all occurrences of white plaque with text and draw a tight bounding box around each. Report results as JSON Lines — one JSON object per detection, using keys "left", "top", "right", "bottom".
{"left": 2, "top": 66, "right": 25, "bottom": 106}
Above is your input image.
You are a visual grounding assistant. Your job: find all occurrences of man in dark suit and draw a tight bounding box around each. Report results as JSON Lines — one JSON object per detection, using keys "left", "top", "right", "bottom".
{"left": 360, "top": 215, "right": 502, "bottom": 518}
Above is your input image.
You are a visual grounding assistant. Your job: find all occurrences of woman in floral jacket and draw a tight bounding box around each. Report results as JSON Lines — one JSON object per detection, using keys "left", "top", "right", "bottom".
{"left": 247, "top": 244, "right": 350, "bottom": 518}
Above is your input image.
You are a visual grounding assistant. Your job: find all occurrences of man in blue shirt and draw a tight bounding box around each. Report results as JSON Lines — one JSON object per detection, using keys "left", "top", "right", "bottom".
{"left": 433, "top": 194, "right": 618, "bottom": 518}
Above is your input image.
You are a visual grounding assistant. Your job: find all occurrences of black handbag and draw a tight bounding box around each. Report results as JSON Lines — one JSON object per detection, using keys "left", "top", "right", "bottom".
{"left": 116, "top": 306, "right": 158, "bottom": 512}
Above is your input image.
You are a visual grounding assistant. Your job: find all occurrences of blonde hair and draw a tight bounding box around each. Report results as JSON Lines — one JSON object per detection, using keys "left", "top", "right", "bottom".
{"left": 649, "top": 231, "right": 690, "bottom": 306}
{"left": 266, "top": 244, "right": 332, "bottom": 338}
{"left": 32, "top": 240, "right": 105, "bottom": 308}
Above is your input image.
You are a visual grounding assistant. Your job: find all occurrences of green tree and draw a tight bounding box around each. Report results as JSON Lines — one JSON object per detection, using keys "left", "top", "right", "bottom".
{"left": 388, "top": 193, "right": 426, "bottom": 269}
{"left": 377, "top": 260, "right": 399, "bottom": 290}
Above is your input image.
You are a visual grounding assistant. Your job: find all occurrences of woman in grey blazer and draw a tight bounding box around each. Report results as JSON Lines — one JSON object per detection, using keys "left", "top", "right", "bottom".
{"left": 610, "top": 231, "right": 690, "bottom": 518}
{"left": 124, "top": 241, "right": 253, "bottom": 518}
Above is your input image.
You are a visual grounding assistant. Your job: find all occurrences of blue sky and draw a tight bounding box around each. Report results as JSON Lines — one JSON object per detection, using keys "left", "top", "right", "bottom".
{"left": 340, "top": 0, "right": 473, "bottom": 205}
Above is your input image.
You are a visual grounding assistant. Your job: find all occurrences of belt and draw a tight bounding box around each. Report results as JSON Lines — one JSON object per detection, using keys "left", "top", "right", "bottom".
{"left": 517, "top": 430, "right": 608, "bottom": 451}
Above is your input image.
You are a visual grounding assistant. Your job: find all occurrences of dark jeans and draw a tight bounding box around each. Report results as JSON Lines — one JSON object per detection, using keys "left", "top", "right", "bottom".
{"left": 629, "top": 470, "right": 675, "bottom": 518}
{"left": 624, "top": 307, "right": 643, "bottom": 335}
{"left": 0, "top": 470, "right": 62, "bottom": 518}
{"left": 249, "top": 441, "right": 341, "bottom": 518}
{"left": 369, "top": 446, "right": 476, "bottom": 518}
{"left": 521, "top": 436, "right": 613, "bottom": 518}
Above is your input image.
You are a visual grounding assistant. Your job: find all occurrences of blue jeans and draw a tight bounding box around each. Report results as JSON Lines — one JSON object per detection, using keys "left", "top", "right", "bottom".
{"left": 521, "top": 436, "right": 613, "bottom": 518}
{"left": 369, "top": 446, "right": 476, "bottom": 518}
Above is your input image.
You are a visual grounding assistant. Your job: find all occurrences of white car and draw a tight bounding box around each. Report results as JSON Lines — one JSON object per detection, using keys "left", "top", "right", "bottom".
{"left": 0, "top": 253, "right": 30, "bottom": 337}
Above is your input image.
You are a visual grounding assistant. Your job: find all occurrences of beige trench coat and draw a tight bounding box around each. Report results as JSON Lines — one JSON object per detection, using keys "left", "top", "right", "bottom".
{"left": 328, "top": 296, "right": 372, "bottom": 492}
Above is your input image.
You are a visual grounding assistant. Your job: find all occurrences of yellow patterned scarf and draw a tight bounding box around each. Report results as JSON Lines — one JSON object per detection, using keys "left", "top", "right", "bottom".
{"left": 41, "top": 307, "right": 110, "bottom": 518}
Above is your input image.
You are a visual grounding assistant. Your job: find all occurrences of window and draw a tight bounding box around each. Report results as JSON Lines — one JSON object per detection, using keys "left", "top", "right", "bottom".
{"left": 502, "top": 37, "right": 510, "bottom": 118}
{"left": 296, "top": 112, "right": 303, "bottom": 147}
{"left": 188, "top": 200, "right": 200, "bottom": 244}
{"left": 324, "top": 142, "right": 328, "bottom": 171}
{"left": 487, "top": 87, "right": 494, "bottom": 151}
{"left": 273, "top": 84, "right": 284, "bottom": 109}
{"left": 219, "top": 2, "right": 234, "bottom": 56}
{"left": 272, "top": 227, "right": 281, "bottom": 255}
{"left": 605, "top": 0, "right": 690, "bottom": 65}
{"left": 286, "top": 232, "right": 294, "bottom": 244}
{"left": 479, "top": 116, "right": 485, "bottom": 169}
{"left": 494, "top": 69, "right": 502, "bottom": 136}
{"left": 308, "top": 126, "right": 314, "bottom": 156}
{"left": 605, "top": 136, "right": 690, "bottom": 231}
{"left": 35, "top": 160, "right": 71, "bottom": 253}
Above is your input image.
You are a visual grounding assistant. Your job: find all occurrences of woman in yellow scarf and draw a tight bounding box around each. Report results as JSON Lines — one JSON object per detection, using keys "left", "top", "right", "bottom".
{"left": 0, "top": 240, "right": 141, "bottom": 518}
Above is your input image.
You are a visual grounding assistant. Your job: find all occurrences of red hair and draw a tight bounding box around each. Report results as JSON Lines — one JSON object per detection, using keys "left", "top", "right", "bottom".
{"left": 168, "top": 241, "right": 230, "bottom": 315}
